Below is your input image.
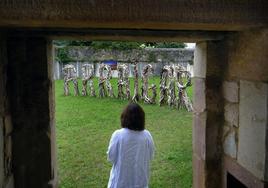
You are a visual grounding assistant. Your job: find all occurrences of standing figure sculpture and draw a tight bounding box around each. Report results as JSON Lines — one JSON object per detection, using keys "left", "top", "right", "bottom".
{"left": 81, "top": 64, "right": 95, "bottom": 96}
{"left": 174, "top": 65, "right": 193, "bottom": 111}
{"left": 141, "top": 64, "right": 154, "bottom": 102}
{"left": 104, "top": 64, "right": 115, "bottom": 98}
{"left": 98, "top": 63, "right": 107, "bottom": 98}
{"left": 132, "top": 61, "right": 140, "bottom": 102}
{"left": 117, "top": 64, "right": 129, "bottom": 100}
{"left": 124, "top": 65, "right": 131, "bottom": 100}
{"left": 159, "top": 65, "right": 169, "bottom": 106}
{"left": 98, "top": 63, "right": 114, "bottom": 98}
{"left": 63, "top": 64, "right": 79, "bottom": 96}
{"left": 167, "top": 65, "right": 176, "bottom": 107}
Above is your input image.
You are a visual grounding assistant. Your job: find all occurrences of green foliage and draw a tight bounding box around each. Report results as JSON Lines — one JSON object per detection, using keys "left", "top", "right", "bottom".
{"left": 90, "top": 41, "right": 143, "bottom": 50}
{"left": 154, "top": 42, "right": 186, "bottom": 48}
{"left": 56, "top": 77, "right": 193, "bottom": 188}
{"left": 53, "top": 40, "right": 92, "bottom": 47}
{"left": 54, "top": 40, "right": 186, "bottom": 49}
{"left": 56, "top": 48, "right": 72, "bottom": 63}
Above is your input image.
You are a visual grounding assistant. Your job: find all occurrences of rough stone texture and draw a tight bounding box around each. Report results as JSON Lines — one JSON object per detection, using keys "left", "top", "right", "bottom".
{"left": 193, "top": 112, "right": 207, "bottom": 160}
{"left": 204, "top": 41, "right": 225, "bottom": 188}
{"left": 223, "top": 128, "right": 237, "bottom": 159}
{"left": 238, "top": 80, "right": 268, "bottom": 181}
{"left": 223, "top": 81, "right": 239, "bottom": 103}
{"left": 224, "top": 103, "right": 239, "bottom": 127}
{"left": 193, "top": 78, "right": 206, "bottom": 113}
{"left": 0, "top": 1, "right": 266, "bottom": 30}
{"left": 7, "top": 37, "right": 54, "bottom": 188}
{"left": 193, "top": 42, "right": 207, "bottom": 78}
{"left": 225, "top": 29, "right": 268, "bottom": 82}
{"left": 193, "top": 40, "right": 225, "bottom": 188}
{"left": 65, "top": 47, "right": 194, "bottom": 65}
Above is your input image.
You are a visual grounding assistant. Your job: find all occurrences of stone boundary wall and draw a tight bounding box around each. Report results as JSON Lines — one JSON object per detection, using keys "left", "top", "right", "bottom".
{"left": 54, "top": 47, "right": 194, "bottom": 79}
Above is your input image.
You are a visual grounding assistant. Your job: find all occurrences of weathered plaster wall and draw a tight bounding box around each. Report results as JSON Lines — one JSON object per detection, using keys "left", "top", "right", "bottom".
{"left": 225, "top": 29, "right": 268, "bottom": 82}
{"left": 222, "top": 28, "right": 268, "bottom": 187}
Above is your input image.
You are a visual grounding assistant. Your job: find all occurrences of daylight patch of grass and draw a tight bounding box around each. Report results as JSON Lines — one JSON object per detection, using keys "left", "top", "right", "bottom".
{"left": 56, "top": 78, "right": 192, "bottom": 188}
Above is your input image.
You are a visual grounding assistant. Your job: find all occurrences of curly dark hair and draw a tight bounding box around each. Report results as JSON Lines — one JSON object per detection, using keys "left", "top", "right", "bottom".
{"left": 120, "top": 103, "right": 145, "bottom": 131}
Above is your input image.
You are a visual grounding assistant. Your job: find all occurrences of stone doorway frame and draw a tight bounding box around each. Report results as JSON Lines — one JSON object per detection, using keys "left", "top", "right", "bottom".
{"left": 0, "top": 28, "right": 229, "bottom": 188}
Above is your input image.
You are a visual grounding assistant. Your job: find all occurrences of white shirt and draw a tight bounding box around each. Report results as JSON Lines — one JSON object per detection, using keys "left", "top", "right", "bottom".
{"left": 107, "top": 128, "right": 155, "bottom": 188}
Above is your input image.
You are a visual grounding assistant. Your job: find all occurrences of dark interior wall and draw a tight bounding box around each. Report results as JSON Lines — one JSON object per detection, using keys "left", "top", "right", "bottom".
{"left": 6, "top": 36, "right": 54, "bottom": 188}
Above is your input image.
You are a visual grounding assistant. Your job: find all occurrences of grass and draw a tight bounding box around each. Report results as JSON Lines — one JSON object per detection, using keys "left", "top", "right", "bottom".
{"left": 55, "top": 78, "right": 193, "bottom": 188}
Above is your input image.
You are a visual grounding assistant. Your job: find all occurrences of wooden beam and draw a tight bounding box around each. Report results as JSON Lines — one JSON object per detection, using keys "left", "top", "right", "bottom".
{"left": 4, "top": 28, "right": 231, "bottom": 42}
{"left": 0, "top": 0, "right": 267, "bottom": 31}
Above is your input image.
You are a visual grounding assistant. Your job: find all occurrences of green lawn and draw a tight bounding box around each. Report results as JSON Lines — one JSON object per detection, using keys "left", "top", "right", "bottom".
{"left": 55, "top": 78, "right": 193, "bottom": 188}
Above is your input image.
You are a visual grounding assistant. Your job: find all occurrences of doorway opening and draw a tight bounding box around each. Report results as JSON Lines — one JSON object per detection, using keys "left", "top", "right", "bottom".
{"left": 53, "top": 40, "right": 195, "bottom": 187}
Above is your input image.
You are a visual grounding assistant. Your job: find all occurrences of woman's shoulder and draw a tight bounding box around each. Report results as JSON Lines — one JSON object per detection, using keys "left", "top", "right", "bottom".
{"left": 143, "top": 129, "right": 153, "bottom": 137}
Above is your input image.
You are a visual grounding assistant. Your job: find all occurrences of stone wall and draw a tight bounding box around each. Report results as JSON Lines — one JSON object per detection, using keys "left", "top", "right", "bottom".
{"left": 54, "top": 47, "right": 194, "bottom": 79}
{"left": 221, "top": 28, "right": 268, "bottom": 187}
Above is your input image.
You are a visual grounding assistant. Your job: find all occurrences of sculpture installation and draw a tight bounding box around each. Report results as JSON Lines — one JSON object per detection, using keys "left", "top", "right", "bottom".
{"left": 63, "top": 61, "right": 192, "bottom": 111}
{"left": 141, "top": 64, "right": 154, "bottom": 102}
{"left": 63, "top": 64, "right": 79, "bottom": 96}
{"left": 131, "top": 60, "right": 140, "bottom": 102}
{"left": 81, "top": 64, "right": 95, "bottom": 96}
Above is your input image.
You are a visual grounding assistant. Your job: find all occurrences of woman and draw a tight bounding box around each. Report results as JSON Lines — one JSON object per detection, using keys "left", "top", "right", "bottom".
{"left": 107, "top": 103, "right": 155, "bottom": 188}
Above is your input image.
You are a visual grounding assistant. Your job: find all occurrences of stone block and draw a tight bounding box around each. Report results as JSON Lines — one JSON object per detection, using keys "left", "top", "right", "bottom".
{"left": 238, "top": 80, "right": 268, "bottom": 181}
{"left": 193, "top": 42, "right": 207, "bottom": 78}
{"left": 193, "top": 154, "right": 205, "bottom": 188}
{"left": 224, "top": 103, "right": 239, "bottom": 127}
{"left": 223, "top": 81, "right": 239, "bottom": 103}
{"left": 193, "top": 112, "right": 206, "bottom": 160}
{"left": 193, "top": 78, "right": 206, "bottom": 113}
{"left": 223, "top": 129, "right": 237, "bottom": 159}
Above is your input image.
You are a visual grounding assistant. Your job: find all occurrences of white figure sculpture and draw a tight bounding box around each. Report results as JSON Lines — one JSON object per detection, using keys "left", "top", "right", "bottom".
{"left": 174, "top": 64, "right": 193, "bottom": 111}
{"left": 159, "top": 65, "right": 169, "bottom": 106}
{"left": 132, "top": 60, "right": 140, "bottom": 102}
{"left": 141, "top": 64, "right": 154, "bottom": 102}
{"left": 166, "top": 65, "right": 176, "bottom": 107}
{"left": 98, "top": 63, "right": 114, "bottom": 98}
{"left": 117, "top": 64, "right": 130, "bottom": 100}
